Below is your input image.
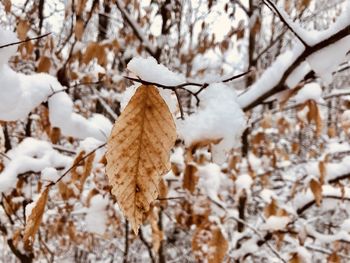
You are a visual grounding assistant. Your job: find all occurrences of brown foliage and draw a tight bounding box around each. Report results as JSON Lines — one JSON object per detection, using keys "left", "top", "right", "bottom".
{"left": 106, "top": 85, "right": 176, "bottom": 233}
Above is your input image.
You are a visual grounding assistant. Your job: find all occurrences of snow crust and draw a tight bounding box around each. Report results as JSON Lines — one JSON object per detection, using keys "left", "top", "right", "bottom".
{"left": 260, "top": 216, "right": 290, "bottom": 231}
{"left": 238, "top": 44, "right": 304, "bottom": 107}
{"left": 306, "top": 36, "right": 350, "bottom": 84}
{"left": 0, "top": 28, "right": 111, "bottom": 141}
{"left": 178, "top": 83, "right": 246, "bottom": 163}
{"left": 127, "top": 57, "right": 186, "bottom": 86}
{"left": 238, "top": 1, "right": 350, "bottom": 108}
{"left": 197, "top": 163, "right": 225, "bottom": 205}
{"left": 85, "top": 194, "right": 108, "bottom": 235}
{"left": 293, "top": 82, "right": 323, "bottom": 104}
{"left": 0, "top": 138, "right": 71, "bottom": 193}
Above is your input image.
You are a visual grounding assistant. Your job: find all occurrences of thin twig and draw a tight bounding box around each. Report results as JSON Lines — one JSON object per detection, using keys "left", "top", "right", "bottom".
{"left": 157, "top": 196, "right": 185, "bottom": 201}
{"left": 139, "top": 228, "right": 156, "bottom": 263}
{"left": 124, "top": 70, "right": 250, "bottom": 109}
{"left": 227, "top": 215, "right": 287, "bottom": 263}
{"left": 123, "top": 220, "right": 129, "bottom": 263}
{"left": 48, "top": 143, "right": 106, "bottom": 186}
{"left": 174, "top": 89, "right": 184, "bottom": 120}
{"left": 0, "top": 32, "right": 51, "bottom": 49}
{"left": 263, "top": 0, "right": 309, "bottom": 48}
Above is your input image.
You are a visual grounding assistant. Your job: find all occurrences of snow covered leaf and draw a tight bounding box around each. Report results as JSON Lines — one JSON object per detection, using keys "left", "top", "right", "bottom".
{"left": 264, "top": 198, "right": 278, "bottom": 218}
{"left": 23, "top": 187, "right": 50, "bottom": 250}
{"left": 106, "top": 85, "right": 176, "bottom": 234}
{"left": 192, "top": 224, "right": 228, "bottom": 263}
{"left": 310, "top": 179, "right": 322, "bottom": 206}
{"left": 306, "top": 100, "right": 322, "bottom": 137}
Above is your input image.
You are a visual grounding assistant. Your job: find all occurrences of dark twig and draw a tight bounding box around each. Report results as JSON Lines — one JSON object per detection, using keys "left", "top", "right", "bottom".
{"left": 263, "top": 0, "right": 309, "bottom": 48}
{"left": 0, "top": 32, "right": 51, "bottom": 49}
{"left": 297, "top": 196, "right": 350, "bottom": 215}
{"left": 47, "top": 143, "right": 106, "bottom": 186}
{"left": 139, "top": 228, "right": 156, "bottom": 263}
{"left": 157, "top": 196, "right": 185, "bottom": 201}
{"left": 123, "top": 220, "right": 129, "bottom": 263}
{"left": 174, "top": 89, "right": 184, "bottom": 120}
{"left": 242, "top": 24, "right": 350, "bottom": 111}
{"left": 124, "top": 70, "right": 250, "bottom": 110}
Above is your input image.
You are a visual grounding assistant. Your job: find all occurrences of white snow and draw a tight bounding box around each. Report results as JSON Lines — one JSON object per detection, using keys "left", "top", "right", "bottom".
{"left": 302, "top": 155, "right": 350, "bottom": 183}
{"left": 85, "top": 194, "right": 109, "bottom": 235}
{"left": 0, "top": 138, "right": 71, "bottom": 193}
{"left": 0, "top": 28, "right": 18, "bottom": 66}
{"left": 260, "top": 216, "right": 290, "bottom": 231}
{"left": 197, "top": 163, "right": 225, "bottom": 205}
{"left": 238, "top": 1, "right": 350, "bottom": 108}
{"left": 0, "top": 28, "right": 112, "bottom": 141}
{"left": 238, "top": 44, "right": 305, "bottom": 108}
{"left": 294, "top": 185, "right": 350, "bottom": 211}
{"left": 235, "top": 174, "right": 253, "bottom": 192}
{"left": 127, "top": 57, "right": 186, "bottom": 86}
{"left": 306, "top": 36, "right": 350, "bottom": 85}
{"left": 178, "top": 83, "right": 246, "bottom": 163}
{"left": 293, "top": 82, "right": 323, "bottom": 104}
{"left": 41, "top": 167, "right": 59, "bottom": 182}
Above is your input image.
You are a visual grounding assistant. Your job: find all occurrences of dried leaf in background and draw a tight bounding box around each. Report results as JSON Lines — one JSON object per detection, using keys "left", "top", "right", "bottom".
{"left": 23, "top": 187, "right": 50, "bottom": 250}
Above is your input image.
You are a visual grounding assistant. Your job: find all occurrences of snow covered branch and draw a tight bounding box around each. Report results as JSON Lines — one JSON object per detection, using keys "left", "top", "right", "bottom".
{"left": 238, "top": 2, "right": 350, "bottom": 111}
{"left": 263, "top": 0, "right": 309, "bottom": 47}
{"left": 0, "top": 29, "right": 112, "bottom": 141}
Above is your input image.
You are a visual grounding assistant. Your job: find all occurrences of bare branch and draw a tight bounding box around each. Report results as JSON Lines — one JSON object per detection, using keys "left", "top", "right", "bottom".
{"left": 115, "top": 0, "right": 158, "bottom": 57}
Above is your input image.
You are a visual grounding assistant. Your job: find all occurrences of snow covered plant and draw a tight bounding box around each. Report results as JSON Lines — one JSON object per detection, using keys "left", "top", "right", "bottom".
{"left": 0, "top": 0, "right": 350, "bottom": 262}
{"left": 105, "top": 57, "right": 246, "bottom": 234}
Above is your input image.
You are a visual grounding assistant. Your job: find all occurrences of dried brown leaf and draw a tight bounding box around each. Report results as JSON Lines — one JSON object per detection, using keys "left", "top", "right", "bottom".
{"left": 80, "top": 152, "right": 95, "bottom": 191}
{"left": 264, "top": 198, "right": 278, "bottom": 218}
{"left": 37, "top": 56, "right": 51, "bottom": 73}
{"left": 23, "top": 187, "right": 50, "bottom": 250}
{"left": 82, "top": 42, "right": 107, "bottom": 66}
{"left": 75, "top": 18, "right": 84, "bottom": 40}
{"left": 327, "top": 251, "right": 341, "bottom": 263}
{"left": 17, "top": 20, "right": 29, "bottom": 40}
{"left": 183, "top": 164, "right": 198, "bottom": 193}
{"left": 192, "top": 224, "right": 228, "bottom": 263}
{"left": 310, "top": 179, "right": 322, "bottom": 206}
{"left": 50, "top": 127, "right": 61, "bottom": 144}
{"left": 289, "top": 253, "right": 301, "bottom": 263}
{"left": 306, "top": 100, "right": 322, "bottom": 137}
{"left": 106, "top": 85, "right": 176, "bottom": 234}
{"left": 319, "top": 161, "right": 327, "bottom": 185}
{"left": 3, "top": 0, "right": 11, "bottom": 13}
{"left": 208, "top": 226, "right": 228, "bottom": 263}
